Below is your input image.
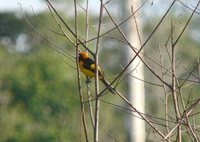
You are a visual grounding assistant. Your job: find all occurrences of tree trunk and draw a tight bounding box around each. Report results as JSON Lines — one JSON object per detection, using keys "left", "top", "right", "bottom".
{"left": 125, "top": 0, "right": 145, "bottom": 142}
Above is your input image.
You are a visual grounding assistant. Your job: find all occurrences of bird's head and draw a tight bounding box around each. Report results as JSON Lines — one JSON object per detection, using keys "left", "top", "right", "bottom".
{"left": 79, "top": 52, "right": 89, "bottom": 61}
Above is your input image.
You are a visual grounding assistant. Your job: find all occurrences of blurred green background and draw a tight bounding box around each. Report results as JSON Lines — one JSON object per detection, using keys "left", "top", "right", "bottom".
{"left": 0, "top": 1, "right": 127, "bottom": 141}
{"left": 1, "top": 0, "right": 200, "bottom": 142}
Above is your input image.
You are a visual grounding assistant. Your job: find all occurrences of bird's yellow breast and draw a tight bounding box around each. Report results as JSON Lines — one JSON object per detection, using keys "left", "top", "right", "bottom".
{"left": 79, "top": 61, "right": 95, "bottom": 77}
{"left": 79, "top": 61, "right": 103, "bottom": 79}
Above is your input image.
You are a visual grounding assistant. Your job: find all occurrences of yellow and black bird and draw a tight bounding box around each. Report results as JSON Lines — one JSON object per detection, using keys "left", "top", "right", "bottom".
{"left": 78, "top": 52, "right": 115, "bottom": 94}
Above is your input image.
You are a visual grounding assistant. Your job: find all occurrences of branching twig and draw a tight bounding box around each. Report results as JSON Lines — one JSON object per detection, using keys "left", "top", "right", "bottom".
{"left": 94, "top": 1, "right": 104, "bottom": 141}
{"left": 102, "top": 0, "right": 177, "bottom": 91}
{"left": 22, "top": 0, "right": 200, "bottom": 141}
{"left": 46, "top": 0, "right": 94, "bottom": 56}
{"left": 170, "top": 20, "right": 182, "bottom": 142}
{"left": 74, "top": 0, "right": 89, "bottom": 141}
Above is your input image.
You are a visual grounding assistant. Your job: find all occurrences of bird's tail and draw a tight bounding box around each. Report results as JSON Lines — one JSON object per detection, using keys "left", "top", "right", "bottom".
{"left": 101, "top": 78, "right": 115, "bottom": 95}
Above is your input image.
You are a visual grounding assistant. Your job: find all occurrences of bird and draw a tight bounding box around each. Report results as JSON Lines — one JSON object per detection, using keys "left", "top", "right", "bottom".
{"left": 78, "top": 51, "right": 115, "bottom": 94}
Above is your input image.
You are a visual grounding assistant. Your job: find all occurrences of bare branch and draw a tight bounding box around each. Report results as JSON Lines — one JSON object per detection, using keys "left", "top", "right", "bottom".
{"left": 74, "top": 0, "right": 89, "bottom": 141}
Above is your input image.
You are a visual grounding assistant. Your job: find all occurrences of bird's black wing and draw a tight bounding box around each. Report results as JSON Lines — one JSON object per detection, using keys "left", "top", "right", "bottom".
{"left": 83, "top": 58, "right": 96, "bottom": 72}
{"left": 83, "top": 58, "right": 104, "bottom": 77}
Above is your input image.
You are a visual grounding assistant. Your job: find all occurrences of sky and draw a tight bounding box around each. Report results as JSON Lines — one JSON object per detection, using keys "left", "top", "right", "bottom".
{"left": 0, "top": 0, "right": 46, "bottom": 12}
{"left": 0, "top": 0, "right": 199, "bottom": 13}
{"left": 0, "top": 0, "right": 101, "bottom": 14}
{"left": 0, "top": 0, "right": 184, "bottom": 19}
{"left": 0, "top": 0, "right": 167, "bottom": 19}
{"left": 0, "top": 0, "right": 199, "bottom": 26}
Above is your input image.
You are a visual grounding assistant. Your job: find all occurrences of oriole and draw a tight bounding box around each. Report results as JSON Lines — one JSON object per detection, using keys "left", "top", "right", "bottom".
{"left": 78, "top": 52, "right": 115, "bottom": 94}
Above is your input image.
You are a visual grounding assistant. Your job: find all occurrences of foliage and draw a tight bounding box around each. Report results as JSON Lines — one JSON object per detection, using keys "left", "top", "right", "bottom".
{"left": 0, "top": 10, "right": 128, "bottom": 141}
{"left": 1, "top": 0, "right": 200, "bottom": 141}
{"left": 0, "top": 41, "right": 83, "bottom": 142}
{"left": 0, "top": 13, "right": 26, "bottom": 40}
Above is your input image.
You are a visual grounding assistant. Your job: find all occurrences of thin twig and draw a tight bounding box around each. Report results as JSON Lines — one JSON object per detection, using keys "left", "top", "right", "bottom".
{"left": 173, "top": 0, "right": 200, "bottom": 47}
{"left": 47, "top": 3, "right": 76, "bottom": 46}
{"left": 159, "top": 45, "right": 170, "bottom": 140}
{"left": 84, "top": 0, "right": 95, "bottom": 129}
{"left": 177, "top": 0, "right": 200, "bottom": 14}
{"left": 74, "top": 0, "right": 89, "bottom": 141}
{"left": 19, "top": 4, "right": 75, "bottom": 62}
{"left": 171, "top": 20, "right": 182, "bottom": 142}
{"left": 46, "top": 0, "right": 94, "bottom": 56}
{"left": 94, "top": 1, "right": 104, "bottom": 141}
{"left": 84, "top": 0, "right": 148, "bottom": 44}
{"left": 102, "top": 1, "right": 176, "bottom": 91}
{"left": 114, "top": 90, "right": 167, "bottom": 141}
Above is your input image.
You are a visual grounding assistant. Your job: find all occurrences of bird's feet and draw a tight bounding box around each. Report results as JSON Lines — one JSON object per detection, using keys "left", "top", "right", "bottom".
{"left": 86, "top": 78, "right": 92, "bottom": 84}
